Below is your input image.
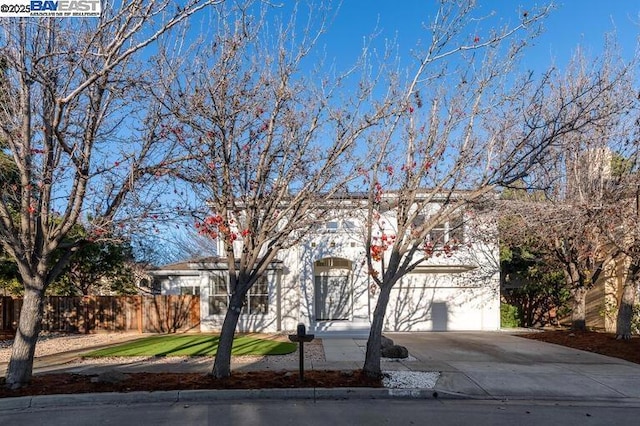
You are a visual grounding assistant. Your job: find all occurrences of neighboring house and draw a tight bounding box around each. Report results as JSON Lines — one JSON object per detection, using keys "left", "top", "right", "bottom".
{"left": 585, "top": 253, "right": 640, "bottom": 332}
{"left": 150, "top": 195, "right": 500, "bottom": 336}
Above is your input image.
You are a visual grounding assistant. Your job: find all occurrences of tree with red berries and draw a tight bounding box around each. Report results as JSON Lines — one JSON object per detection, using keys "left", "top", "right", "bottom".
{"left": 158, "top": 1, "right": 392, "bottom": 378}
{"left": 0, "top": 1, "right": 221, "bottom": 389}
{"left": 358, "top": 2, "right": 636, "bottom": 377}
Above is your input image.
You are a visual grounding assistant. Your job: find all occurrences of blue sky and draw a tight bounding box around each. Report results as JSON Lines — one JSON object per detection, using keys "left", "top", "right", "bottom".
{"left": 317, "top": 1, "right": 639, "bottom": 73}
{"left": 143, "top": 1, "right": 640, "bottom": 262}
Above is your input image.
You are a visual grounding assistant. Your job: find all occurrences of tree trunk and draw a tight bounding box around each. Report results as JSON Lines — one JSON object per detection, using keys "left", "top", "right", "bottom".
{"left": 211, "top": 291, "right": 244, "bottom": 378}
{"left": 5, "top": 285, "right": 45, "bottom": 389}
{"left": 570, "top": 286, "right": 587, "bottom": 331}
{"left": 565, "top": 262, "right": 587, "bottom": 331}
{"left": 616, "top": 262, "right": 639, "bottom": 340}
{"left": 363, "top": 284, "right": 393, "bottom": 378}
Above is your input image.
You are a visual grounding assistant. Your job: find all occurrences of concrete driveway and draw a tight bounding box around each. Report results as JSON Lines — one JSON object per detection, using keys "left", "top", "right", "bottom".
{"left": 384, "top": 331, "right": 640, "bottom": 400}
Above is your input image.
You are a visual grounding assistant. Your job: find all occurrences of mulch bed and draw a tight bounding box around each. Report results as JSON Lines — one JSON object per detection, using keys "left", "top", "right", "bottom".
{"left": 0, "top": 370, "right": 382, "bottom": 398}
{"left": 519, "top": 330, "right": 640, "bottom": 365}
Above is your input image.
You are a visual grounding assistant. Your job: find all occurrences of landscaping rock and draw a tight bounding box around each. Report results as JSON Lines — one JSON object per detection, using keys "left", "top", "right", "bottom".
{"left": 381, "top": 335, "right": 394, "bottom": 349}
{"left": 381, "top": 344, "right": 409, "bottom": 359}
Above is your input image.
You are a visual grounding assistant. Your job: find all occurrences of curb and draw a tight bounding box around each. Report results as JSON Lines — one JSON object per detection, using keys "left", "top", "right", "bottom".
{"left": 4, "top": 388, "right": 640, "bottom": 410}
{"left": 0, "top": 387, "right": 449, "bottom": 410}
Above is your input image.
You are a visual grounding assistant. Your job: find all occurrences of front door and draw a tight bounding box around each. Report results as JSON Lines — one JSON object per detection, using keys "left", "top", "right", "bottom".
{"left": 315, "top": 274, "right": 351, "bottom": 320}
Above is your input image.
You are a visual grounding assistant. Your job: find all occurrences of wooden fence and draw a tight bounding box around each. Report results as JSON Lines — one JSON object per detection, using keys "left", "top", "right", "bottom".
{"left": 0, "top": 295, "right": 200, "bottom": 335}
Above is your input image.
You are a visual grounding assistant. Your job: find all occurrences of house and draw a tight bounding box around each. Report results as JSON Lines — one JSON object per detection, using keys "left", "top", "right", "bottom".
{"left": 150, "top": 195, "right": 500, "bottom": 336}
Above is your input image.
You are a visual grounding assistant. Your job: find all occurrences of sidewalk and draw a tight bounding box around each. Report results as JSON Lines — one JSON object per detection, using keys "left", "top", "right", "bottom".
{"left": 3, "top": 332, "right": 640, "bottom": 406}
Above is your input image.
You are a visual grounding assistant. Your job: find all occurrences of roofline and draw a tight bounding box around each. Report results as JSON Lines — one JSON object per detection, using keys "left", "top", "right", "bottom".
{"left": 151, "top": 257, "right": 284, "bottom": 273}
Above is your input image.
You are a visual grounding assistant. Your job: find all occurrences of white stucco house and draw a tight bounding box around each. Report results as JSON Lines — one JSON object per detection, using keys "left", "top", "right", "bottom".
{"left": 149, "top": 194, "right": 500, "bottom": 336}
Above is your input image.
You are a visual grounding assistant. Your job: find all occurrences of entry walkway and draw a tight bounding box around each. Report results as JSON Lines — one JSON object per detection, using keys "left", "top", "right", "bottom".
{"left": 321, "top": 338, "right": 365, "bottom": 362}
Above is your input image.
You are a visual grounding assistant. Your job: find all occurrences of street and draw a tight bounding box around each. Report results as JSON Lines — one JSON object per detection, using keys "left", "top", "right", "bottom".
{"left": 2, "top": 399, "right": 639, "bottom": 426}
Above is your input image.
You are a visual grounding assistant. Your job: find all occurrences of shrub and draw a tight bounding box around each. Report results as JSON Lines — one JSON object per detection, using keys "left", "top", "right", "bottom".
{"left": 501, "top": 303, "right": 522, "bottom": 328}
{"left": 632, "top": 304, "right": 640, "bottom": 335}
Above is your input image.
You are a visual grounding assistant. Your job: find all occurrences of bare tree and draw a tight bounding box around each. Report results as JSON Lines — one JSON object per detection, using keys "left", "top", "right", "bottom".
{"left": 357, "top": 2, "right": 635, "bottom": 377}
{"left": 595, "top": 101, "right": 640, "bottom": 339}
{"left": 500, "top": 41, "right": 638, "bottom": 334}
{"left": 0, "top": 0, "right": 220, "bottom": 389}
{"left": 501, "top": 201, "right": 608, "bottom": 331}
{"left": 599, "top": 185, "right": 640, "bottom": 339}
{"left": 158, "top": 1, "right": 392, "bottom": 378}
{"left": 167, "top": 228, "right": 220, "bottom": 261}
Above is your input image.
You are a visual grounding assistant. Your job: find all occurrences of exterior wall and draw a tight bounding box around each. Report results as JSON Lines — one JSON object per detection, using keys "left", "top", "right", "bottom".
{"left": 586, "top": 254, "right": 631, "bottom": 332}
{"left": 385, "top": 269, "right": 500, "bottom": 331}
{"left": 158, "top": 274, "right": 200, "bottom": 296}
{"left": 383, "top": 218, "right": 500, "bottom": 332}
{"left": 279, "top": 247, "right": 303, "bottom": 332}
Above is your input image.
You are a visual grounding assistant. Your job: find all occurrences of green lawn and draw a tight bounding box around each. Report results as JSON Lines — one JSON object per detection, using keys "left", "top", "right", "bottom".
{"left": 84, "top": 334, "right": 297, "bottom": 357}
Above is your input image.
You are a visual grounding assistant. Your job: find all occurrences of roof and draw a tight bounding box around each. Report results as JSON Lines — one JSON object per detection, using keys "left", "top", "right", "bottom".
{"left": 150, "top": 256, "right": 283, "bottom": 274}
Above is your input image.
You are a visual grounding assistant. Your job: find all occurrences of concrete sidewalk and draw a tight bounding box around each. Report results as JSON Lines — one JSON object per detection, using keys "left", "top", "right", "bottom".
{"left": 3, "top": 331, "right": 640, "bottom": 405}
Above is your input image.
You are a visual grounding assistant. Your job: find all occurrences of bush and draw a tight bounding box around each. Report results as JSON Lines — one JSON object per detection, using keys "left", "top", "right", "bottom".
{"left": 501, "top": 303, "right": 522, "bottom": 328}
{"left": 632, "top": 304, "right": 640, "bottom": 335}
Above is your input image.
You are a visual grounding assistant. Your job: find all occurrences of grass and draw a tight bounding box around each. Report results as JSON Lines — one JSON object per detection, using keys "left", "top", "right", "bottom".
{"left": 84, "top": 334, "right": 297, "bottom": 357}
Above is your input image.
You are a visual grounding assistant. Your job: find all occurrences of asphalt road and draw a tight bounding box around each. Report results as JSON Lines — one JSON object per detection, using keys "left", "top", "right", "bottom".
{"left": 2, "top": 399, "right": 640, "bottom": 426}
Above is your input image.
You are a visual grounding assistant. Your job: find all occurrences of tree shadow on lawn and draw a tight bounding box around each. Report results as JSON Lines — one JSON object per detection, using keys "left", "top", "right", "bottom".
{"left": 83, "top": 334, "right": 296, "bottom": 357}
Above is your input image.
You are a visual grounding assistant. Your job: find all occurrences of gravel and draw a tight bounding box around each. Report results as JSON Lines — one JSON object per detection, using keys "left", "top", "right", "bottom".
{"left": 382, "top": 371, "right": 440, "bottom": 389}
{"left": 0, "top": 333, "right": 140, "bottom": 363}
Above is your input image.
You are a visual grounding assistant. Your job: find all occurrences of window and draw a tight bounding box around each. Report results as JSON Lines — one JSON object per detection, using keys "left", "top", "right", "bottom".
{"left": 180, "top": 285, "right": 200, "bottom": 296}
{"left": 412, "top": 214, "right": 426, "bottom": 229}
{"left": 148, "top": 279, "right": 161, "bottom": 294}
{"left": 343, "top": 220, "right": 357, "bottom": 231}
{"left": 208, "top": 274, "right": 228, "bottom": 315}
{"left": 247, "top": 275, "right": 268, "bottom": 314}
{"left": 315, "top": 258, "right": 351, "bottom": 268}
{"left": 429, "top": 223, "right": 446, "bottom": 245}
{"left": 325, "top": 221, "right": 339, "bottom": 233}
{"left": 428, "top": 216, "right": 464, "bottom": 246}
{"left": 449, "top": 215, "right": 464, "bottom": 244}
{"left": 178, "top": 278, "right": 201, "bottom": 296}
{"left": 208, "top": 273, "right": 269, "bottom": 315}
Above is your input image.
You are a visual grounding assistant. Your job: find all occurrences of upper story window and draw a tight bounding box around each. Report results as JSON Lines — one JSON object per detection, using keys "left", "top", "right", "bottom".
{"left": 412, "top": 214, "right": 426, "bottom": 229}
{"left": 319, "top": 220, "right": 359, "bottom": 234}
{"left": 325, "top": 221, "right": 339, "bottom": 233}
{"left": 449, "top": 215, "right": 464, "bottom": 243}
{"left": 428, "top": 215, "right": 464, "bottom": 246}
{"left": 429, "top": 223, "right": 446, "bottom": 245}
{"left": 343, "top": 220, "right": 357, "bottom": 231}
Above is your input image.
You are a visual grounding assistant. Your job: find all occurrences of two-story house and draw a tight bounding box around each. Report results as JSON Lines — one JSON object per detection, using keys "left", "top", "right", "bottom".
{"left": 150, "top": 194, "right": 500, "bottom": 336}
